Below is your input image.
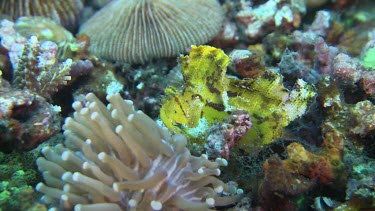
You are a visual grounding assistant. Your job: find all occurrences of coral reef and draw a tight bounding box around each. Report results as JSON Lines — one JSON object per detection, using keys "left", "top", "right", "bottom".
{"left": 161, "top": 45, "right": 315, "bottom": 153}
{"left": 12, "top": 35, "right": 72, "bottom": 100}
{"left": 314, "top": 75, "right": 375, "bottom": 210}
{"left": 14, "top": 16, "right": 75, "bottom": 45}
{"left": 79, "top": 0, "right": 224, "bottom": 64}
{"left": 0, "top": 18, "right": 97, "bottom": 150}
{"left": 0, "top": 0, "right": 374, "bottom": 210}
{"left": 259, "top": 124, "right": 347, "bottom": 210}
{"left": 0, "top": 18, "right": 96, "bottom": 102}
{"left": 0, "top": 79, "right": 62, "bottom": 151}
{"left": 205, "top": 110, "right": 252, "bottom": 160}
{"left": 0, "top": 149, "right": 42, "bottom": 210}
{"left": 36, "top": 93, "right": 243, "bottom": 210}
{"left": 235, "top": 0, "right": 305, "bottom": 40}
{"left": 228, "top": 46, "right": 266, "bottom": 79}
{"left": 120, "top": 61, "right": 172, "bottom": 119}
{"left": 0, "top": 0, "right": 84, "bottom": 30}
{"left": 340, "top": 143, "right": 375, "bottom": 210}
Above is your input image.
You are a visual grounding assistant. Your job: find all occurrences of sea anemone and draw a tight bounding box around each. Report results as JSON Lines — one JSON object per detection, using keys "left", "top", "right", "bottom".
{"left": 35, "top": 93, "right": 242, "bottom": 210}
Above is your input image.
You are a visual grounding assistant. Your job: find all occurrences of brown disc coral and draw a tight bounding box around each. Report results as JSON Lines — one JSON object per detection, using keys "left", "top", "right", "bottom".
{"left": 79, "top": 0, "right": 224, "bottom": 64}
{"left": 0, "top": 0, "right": 84, "bottom": 30}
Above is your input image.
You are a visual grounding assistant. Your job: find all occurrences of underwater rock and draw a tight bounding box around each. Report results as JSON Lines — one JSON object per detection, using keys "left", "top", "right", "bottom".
{"left": 333, "top": 53, "right": 362, "bottom": 86}
{"left": 228, "top": 46, "right": 266, "bottom": 79}
{"left": 212, "top": 19, "right": 240, "bottom": 48}
{"left": 314, "top": 37, "right": 339, "bottom": 76}
{"left": 259, "top": 155, "right": 314, "bottom": 211}
{"left": 236, "top": 0, "right": 305, "bottom": 40}
{"left": 349, "top": 100, "right": 375, "bottom": 136}
{"left": 0, "top": 80, "right": 61, "bottom": 151}
{"left": 259, "top": 125, "right": 347, "bottom": 210}
{"left": 205, "top": 110, "right": 252, "bottom": 160}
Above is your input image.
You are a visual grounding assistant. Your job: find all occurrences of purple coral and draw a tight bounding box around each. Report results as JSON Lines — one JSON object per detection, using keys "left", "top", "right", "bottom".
{"left": 0, "top": 19, "right": 27, "bottom": 68}
{"left": 37, "top": 41, "right": 58, "bottom": 67}
{"left": 308, "top": 10, "right": 331, "bottom": 37}
{"left": 236, "top": 0, "right": 305, "bottom": 40}
{"left": 332, "top": 53, "right": 362, "bottom": 85}
{"left": 0, "top": 80, "right": 61, "bottom": 151}
{"left": 314, "top": 37, "right": 339, "bottom": 76}
{"left": 206, "top": 111, "right": 252, "bottom": 160}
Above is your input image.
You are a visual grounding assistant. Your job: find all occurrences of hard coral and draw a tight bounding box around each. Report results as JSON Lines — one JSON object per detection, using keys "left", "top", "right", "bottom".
{"left": 205, "top": 110, "right": 252, "bottom": 160}
{"left": 14, "top": 16, "right": 75, "bottom": 45}
{"left": 79, "top": 0, "right": 224, "bottom": 64}
{"left": 0, "top": 80, "right": 61, "bottom": 151}
{"left": 12, "top": 36, "right": 72, "bottom": 100}
{"left": 0, "top": 0, "right": 84, "bottom": 30}
{"left": 260, "top": 155, "right": 314, "bottom": 211}
{"left": 236, "top": 0, "right": 305, "bottom": 40}
{"left": 36, "top": 93, "right": 243, "bottom": 210}
{"left": 228, "top": 46, "right": 266, "bottom": 79}
{"left": 332, "top": 53, "right": 361, "bottom": 86}
{"left": 349, "top": 100, "right": 375, "bottom": 136}
{"left": 259, "top": 126, "right": 347, "bottom": 210}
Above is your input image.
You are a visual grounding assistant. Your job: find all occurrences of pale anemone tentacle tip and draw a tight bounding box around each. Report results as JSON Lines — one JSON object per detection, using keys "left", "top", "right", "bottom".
{"left": 35, "top": 93, "right": 242, "bottom": 210}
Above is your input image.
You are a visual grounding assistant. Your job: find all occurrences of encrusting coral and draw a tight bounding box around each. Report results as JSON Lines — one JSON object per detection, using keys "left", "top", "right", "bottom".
{"left": 14, "top": 16, "right": 75, "bottom": 45}
{"left": 35, "top": 93, "right": 243, "bottom": 210}
{"left": 79, "top": 0, "right": 224, "bottom": 64}
{"left": 259, "top": 123, "right": 347, "bottom": 210}
{"left": 235, "top": 0, "right": 306, "bottom": 40}
{"left": 0, "top": 78, "right": 62, "bottom": 151}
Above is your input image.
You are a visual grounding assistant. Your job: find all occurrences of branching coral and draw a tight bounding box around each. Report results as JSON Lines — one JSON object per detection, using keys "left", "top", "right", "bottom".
{"left": 35, "top": 93, "right": 242, "bottom": 210}
{"left": 12, "top": 36, "right": 72, "bottom": 100}
{"left": 0, "top": 18, "right": 95, "bottom": 100}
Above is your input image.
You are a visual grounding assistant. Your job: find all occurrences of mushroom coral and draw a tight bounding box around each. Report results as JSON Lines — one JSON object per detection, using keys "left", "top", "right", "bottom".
{"left": 0, "top": 0, "right": 84, "bottom": 30}
{"left": 79, "top": 0, "right": 224, "bottom": 64}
